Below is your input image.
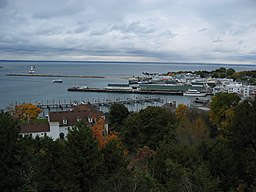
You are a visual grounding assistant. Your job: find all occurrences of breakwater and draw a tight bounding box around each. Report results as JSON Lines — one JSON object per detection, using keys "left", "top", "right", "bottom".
{"left": 67, "top": 87, "right": 183, "bottom": 95}
{"left": 6, "top": 73, "right": 105, "bottom": 78}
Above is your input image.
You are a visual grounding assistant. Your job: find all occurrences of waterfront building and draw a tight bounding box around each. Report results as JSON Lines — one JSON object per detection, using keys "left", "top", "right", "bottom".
{"left": 20, "top": 103, "right": 108, "bottom": 140}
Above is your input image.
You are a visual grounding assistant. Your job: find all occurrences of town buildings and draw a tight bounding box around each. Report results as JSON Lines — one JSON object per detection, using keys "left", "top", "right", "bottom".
{"left": 20, "top": 103, "right": 108, "bottom": 140}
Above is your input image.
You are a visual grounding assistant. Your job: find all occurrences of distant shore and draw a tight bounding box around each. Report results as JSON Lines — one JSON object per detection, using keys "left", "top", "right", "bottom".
{"left": 6, "top": 73, "right": 105, "bottom": 78}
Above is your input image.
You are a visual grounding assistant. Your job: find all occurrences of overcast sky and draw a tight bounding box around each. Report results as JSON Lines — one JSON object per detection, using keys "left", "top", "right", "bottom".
{"left": 0, "top": 0, "right": 255, "bottom": 63}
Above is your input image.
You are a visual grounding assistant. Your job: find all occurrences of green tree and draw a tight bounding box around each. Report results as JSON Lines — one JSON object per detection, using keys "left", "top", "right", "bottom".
{"left": 227, "top": 68, "right": 235, "bottom": 77}
{"left": 150, "top": 143, "right": 218, "bottom": 191}
{"left": 207, "top": 139, "right": 237, "bottom": 191}
{"left": 95, "top": 140, "right": 131, "bottom": 192}
{"left": 122, "top": 106, "right": 176, "bottom": 150}
{"left": 229, "top": 100, "right": 256, "bottom": 191}
{"left": 209, "top": 93, "right": 240, "bottom": 135}
{"left": 109, "top": 103, "right": 129, "bottom": 132}
{"left": 0, "top": 111, "right": 21, "bottom": 191}
{"left": 65, "top": 122, "right": 103, "bottom": 191}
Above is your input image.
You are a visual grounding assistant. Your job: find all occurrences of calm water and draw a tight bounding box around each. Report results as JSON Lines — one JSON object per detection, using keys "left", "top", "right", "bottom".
{"left": 0, "top": 61, "right": 255, "bottom": 110}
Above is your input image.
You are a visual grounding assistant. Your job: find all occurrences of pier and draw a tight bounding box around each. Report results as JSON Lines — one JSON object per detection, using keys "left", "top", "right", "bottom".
{"left": 67, "top": 87, "right": 184, "bottom": 95}
{"left": 6, "top": 73, "right": 105, "bottom": 78}
{"left": 30, "top": 96, "right": 164, "bottom": 116}
{"left": 36, "top": 97, "right": 163, "bottom": 110}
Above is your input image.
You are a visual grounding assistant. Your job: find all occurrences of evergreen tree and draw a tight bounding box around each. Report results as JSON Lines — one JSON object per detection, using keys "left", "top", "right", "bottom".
{"left": 122, "top": 106, "right": 176, "bottom": 150}
{"left": 65, "top": 122, "right": 103, "bottom": 191}
{"left": 229, "top": 100, "right": 256, "bottom": 191}
{"left": 0, "top": 111, "right": 21, "bottom": 191}
{"left": 109, "top": 103, "right": 129, "bottom": 132}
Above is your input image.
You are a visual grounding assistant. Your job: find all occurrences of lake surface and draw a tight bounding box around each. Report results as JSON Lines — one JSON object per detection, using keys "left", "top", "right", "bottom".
{"left": 1, "top": 61, "right": 256, "bottom": 111}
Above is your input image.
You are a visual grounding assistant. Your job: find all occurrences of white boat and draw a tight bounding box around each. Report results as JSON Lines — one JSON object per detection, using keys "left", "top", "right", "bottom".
{"left": 29, "top": 66, "right": 35, "bottom": 74}
{"left": 183, "top": 89, "right": 206, "bottom": 97}
{"left": 52, "top": 79, "right": 63, "bottom": 83}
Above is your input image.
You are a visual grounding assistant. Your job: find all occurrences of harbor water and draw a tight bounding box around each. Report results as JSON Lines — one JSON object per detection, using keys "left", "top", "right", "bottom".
{"left": 0, "top": 61, "right": 255, "bottom": 111}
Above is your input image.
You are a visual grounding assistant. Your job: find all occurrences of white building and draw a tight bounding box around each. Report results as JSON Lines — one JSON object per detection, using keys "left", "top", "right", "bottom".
{"left": 20, "top": 103, "right": 108, "bottom": 140}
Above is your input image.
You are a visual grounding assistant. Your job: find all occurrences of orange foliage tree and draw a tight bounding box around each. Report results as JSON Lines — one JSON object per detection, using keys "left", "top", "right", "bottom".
{"left": 14, "top": 103, "right": 42, "bottom": 122}
{"left": 92, "top": 117, "right": 118, "bottom": 148}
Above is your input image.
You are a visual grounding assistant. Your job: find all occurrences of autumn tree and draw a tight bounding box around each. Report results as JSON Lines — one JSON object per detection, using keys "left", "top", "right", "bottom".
{"left": 175, "top": 104, "right": 187, "bottom": 121}
{"left": 176, "top": 108, "right": 209, "bottom": 145}
{"left": 92, "top": 117, "right": 118, "bottom": 148}
{"left": 209, "top": 93, "right": 240, "bottom": 135}
{"left": 14, "top": 103, "right": 42, "bottom": 122}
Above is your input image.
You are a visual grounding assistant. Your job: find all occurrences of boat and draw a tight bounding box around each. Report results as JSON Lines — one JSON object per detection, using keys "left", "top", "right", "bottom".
{"left": 183, "top": 89, "right": 206, "bottom": 97}
{"left": 29, "top": 66, "right": 35, "bottom": 74}
{"left": 52, "top": 79, "right": 63, "bottom": 83}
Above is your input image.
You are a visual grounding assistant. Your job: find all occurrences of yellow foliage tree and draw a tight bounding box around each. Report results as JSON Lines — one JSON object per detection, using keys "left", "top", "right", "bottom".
{"left": 14, "top": 103, "right": 42, "bottom": 122}
{"left": 175, "top": 104, "right": 187, "bottom": 120}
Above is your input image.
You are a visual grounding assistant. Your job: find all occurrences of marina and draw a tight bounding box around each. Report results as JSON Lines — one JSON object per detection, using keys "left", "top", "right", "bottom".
{"left": 30, "top": 96, "right": 165, "bottom": 116}
{"left": 1, "top": 61, "right": 256, "bottom": 110}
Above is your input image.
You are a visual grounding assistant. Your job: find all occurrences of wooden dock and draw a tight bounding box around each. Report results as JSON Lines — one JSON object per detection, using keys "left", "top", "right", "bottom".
{"left": 36, "top": 97, "right": 164, "bottom": 111}
{"left": 67, "top": 87, "right": 183, "bottom": 95}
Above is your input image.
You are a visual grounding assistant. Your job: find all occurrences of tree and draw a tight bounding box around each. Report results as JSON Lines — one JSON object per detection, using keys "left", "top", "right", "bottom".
{"left": 227, "top": 68, "right": 235, "bottom": 77}
{"left": 65, "top": 122, "right": 103, "bottom": 191}
{"left": 122, "top": 106, "right": 176, "bottom": 150}
{"left": 209, "top": 93, "right": 240, "bottom": 135}
{"left": 14, "top": 103, "right": 42, "bottom": 122}
{"left": 95, "top": 140, "right": 131, "bottom": 192}
{"left": 175, "top": 104, "right": 187, "bottom": 120}
{"left": 92, "top": 117, "right": 118, "bottom": 148}
{"left": 229, "top": 99, "right": 256, "bottom": 191}
{"left": 109, "top": 103, "right": 129, "bottom": 132}
{"left": 0, "top": 111, "right": 21, "bottom": 191}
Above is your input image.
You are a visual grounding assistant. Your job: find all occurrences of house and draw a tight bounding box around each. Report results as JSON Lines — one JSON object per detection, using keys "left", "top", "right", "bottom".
{"left": 20, "top": 103, "right": 108, "bottom": 140}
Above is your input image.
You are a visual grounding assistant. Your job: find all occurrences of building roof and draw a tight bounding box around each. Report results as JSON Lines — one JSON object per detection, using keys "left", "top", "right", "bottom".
{"left": 20, "top": 122, "right": 50, "bottom": 133}
{"left": 49, "top": 103, "right": 104, "bottom": 126}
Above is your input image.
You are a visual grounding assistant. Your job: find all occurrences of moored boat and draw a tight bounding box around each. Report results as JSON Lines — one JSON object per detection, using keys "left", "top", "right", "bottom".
{"left": 52, "top": 79, "right": 63, "bottom": 83}
{"left": 183, "top": 89, "right": 206, "bottom": 97}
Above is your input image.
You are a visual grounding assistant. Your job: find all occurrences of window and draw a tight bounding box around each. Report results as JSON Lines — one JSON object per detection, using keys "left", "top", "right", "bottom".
{"left": 88, "top": 117, "right": 93, "bottom": 123}
{"left": 63, "top": 119, "right": 67, "bottom": 125}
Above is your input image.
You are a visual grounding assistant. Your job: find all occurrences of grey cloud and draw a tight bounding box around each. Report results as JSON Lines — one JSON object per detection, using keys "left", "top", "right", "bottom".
{"left": 0, "top": 0, "right": 255, "bottom": 63}
{"left": 198, "top": 28, "right": 207, "bottom": 32}
{"left": 111, "top": 21, "right": 156, "bottom": 35}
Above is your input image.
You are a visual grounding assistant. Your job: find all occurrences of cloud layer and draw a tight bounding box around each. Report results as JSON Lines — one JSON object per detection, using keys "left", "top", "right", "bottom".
{"left": 0, "top": 0, "right": 255, "bottom": 63}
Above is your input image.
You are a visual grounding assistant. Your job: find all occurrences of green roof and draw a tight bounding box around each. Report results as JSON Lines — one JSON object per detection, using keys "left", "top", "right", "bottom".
{"left": 140, "top": 84, "right": 206, "bottom": 91}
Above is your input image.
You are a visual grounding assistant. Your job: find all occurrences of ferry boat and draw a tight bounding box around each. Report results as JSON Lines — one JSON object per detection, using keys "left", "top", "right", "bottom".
{"left": 183, "top": 89, "right": 206, "bottom": 97}
{"left": 52, "top": 79, "right": 63, "bottom": 83}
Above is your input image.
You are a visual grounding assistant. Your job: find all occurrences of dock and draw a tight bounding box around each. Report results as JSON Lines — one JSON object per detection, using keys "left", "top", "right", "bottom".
{"left": 6, "top": 74, "right": 105, "bottom": 78}
{"left": 67, "top": 87, "right": 183, "bottom": 95}
{"left": 33, "top": 97, "right": 164, "bottom": 116}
